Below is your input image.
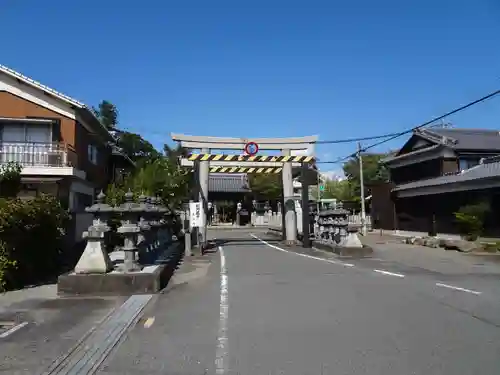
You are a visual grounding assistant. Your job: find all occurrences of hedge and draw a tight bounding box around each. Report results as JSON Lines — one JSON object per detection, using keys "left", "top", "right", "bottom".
{"left": 0, "top": 195, "right": 69, "bottom": 291}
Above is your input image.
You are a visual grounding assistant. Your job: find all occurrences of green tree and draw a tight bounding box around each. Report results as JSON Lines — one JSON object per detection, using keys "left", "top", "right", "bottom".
{"left": 93, "top": 100, "right": 160, "bottom": 164}
{"left": 248, "top": 174, "right": 282, "bottom": 200}
{"left": 164, "top": 143, "right": 189, "bottom": 163}
{"left": 454, "top": 201, "right": 491, "bottom": 240}
{"left": 312, "top": 178, "right": 354, "bottom": 201}
{"left": 117, "top": 131, "right": 160, "bottom": 165}
{"left": 342, "top": 153, "right": 389, "bottom": 196}
{"left": 92, "top": 100, "right": 118, "bottom": 130}
{"left": 94, "top": 100, "right": 193, "bottom": 207}
{"left": 0, "top": 162, "right": 22, "bottom": 198}
{"left": 129, "top": 158, "right": 190, "bottom": 207}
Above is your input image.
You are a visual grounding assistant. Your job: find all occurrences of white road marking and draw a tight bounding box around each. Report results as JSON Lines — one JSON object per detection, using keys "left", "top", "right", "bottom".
{"left": 374, "top": 269, "right": 405, "bottom": 278}
{"left": 435, "top": 283, "right": 482, "bottom": 295}
{"left": 215, "top": 245, "right": 228, "bottom": 375}
{"left": 143, "top": 317, "right": 155, "bottom": 328}
{"left": 250, "top": 234, "right": 355, "bottom": 267}
{"left": 0, "top": 321, "right": 28, "bottom": 338}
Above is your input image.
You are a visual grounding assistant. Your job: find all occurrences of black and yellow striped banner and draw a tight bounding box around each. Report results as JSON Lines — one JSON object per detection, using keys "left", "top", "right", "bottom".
{"left": 209, "top": 166, "right": 283, "bottom": 174}
{"left": 188, "top": 154, "right": 314, "bottom": 163}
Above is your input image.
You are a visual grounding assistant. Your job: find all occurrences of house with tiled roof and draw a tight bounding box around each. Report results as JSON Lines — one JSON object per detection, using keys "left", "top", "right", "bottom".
{"left": 0, "top": 64, "right": 133, "bottom": 240}
{"left": 372, "top": 127, "right": 500, "bottom": 235}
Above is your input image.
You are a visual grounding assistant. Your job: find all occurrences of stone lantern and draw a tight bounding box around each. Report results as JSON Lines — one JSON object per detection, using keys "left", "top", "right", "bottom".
{"left": 115, "top": 190, "right": 143, "bottom": 272}
{"left": 74, "top": 191, "right": 114, "bottom": 274}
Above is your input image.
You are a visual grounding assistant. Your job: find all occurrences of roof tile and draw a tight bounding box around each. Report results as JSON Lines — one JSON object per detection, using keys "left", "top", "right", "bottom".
{"left": 209, "top": 173, "right": 251, "bottom": 193}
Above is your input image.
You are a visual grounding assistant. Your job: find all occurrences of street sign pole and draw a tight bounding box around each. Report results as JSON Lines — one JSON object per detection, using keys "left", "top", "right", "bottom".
{"left": 317, "top": 172, "right": 322, "bottom": 213}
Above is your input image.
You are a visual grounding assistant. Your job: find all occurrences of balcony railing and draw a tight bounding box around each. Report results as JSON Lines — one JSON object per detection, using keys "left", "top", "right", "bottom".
{"left": 0, "top": 142, "right": 73, "bottom": 167}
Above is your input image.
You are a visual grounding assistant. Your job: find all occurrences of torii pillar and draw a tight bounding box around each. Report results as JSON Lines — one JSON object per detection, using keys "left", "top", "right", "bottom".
{"left": 199, "top": 147, "right": 209, "bottom": 247}
{"left": 282, "top": 149, "right": 297, "bottom": 244}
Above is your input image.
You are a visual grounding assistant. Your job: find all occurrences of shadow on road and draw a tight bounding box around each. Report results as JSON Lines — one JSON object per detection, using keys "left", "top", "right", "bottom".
{"left": 205, "top": 236, "right": 281, "bottom": 250}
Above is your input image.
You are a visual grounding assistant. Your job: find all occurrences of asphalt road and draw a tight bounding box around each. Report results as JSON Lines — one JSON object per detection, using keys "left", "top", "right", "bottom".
{"left": 95, "top": 228, "right": 500, "bottom": 374}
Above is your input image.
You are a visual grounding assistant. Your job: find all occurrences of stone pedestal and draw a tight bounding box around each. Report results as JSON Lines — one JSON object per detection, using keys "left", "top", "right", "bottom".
{"left": 74, "top": 227, "right": 113, "bottom": 274}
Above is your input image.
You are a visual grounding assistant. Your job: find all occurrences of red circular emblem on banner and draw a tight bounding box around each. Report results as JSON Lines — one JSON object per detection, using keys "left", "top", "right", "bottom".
{"left": 244, "top": 142, "right": 259, "bottom": 156}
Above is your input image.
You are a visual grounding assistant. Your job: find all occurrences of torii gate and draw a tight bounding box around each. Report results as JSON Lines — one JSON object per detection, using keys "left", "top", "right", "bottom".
{"left": 172, "top": 134, "right": 318, "bottom": 247}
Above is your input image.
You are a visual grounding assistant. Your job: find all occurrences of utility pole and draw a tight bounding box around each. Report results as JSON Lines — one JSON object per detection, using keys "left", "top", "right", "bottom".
{"left": 316, "top": 171, "right": 321, "bottom": 214}
{"left": 358, "top": 142, "right": 367, "bottom": 236}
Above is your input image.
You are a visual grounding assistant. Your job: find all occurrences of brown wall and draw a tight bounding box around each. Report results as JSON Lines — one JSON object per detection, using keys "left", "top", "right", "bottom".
{"left": 74, "top": 122, "right": 110, "bottom": 189}
{"left": 0, "top": 92, "right": 76, "bottom": 147}
{"left": 370, "top": 182, "right": 396, "bottom": 230}
{"left": 441, "top": 158, "right": 458, "bottom": 174}
{"left": 394, "top": 189, "right": 500, "bottom": 236}
{"left": 390, "top": 158, "right": 443, "bottom": 185}
{"left": 0, "top": 91, "right": 110, "bottom": 189}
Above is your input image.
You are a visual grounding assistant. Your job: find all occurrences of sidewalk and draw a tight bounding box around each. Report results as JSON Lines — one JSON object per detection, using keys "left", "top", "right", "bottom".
{"left": 378, "top": 229, "right": 500, "bottom": 243}
{"left": 0, "top": 283, "right": 127, "bottom": 374}
{"left": 0, "top": 283, "right": 57, "bottom": 311}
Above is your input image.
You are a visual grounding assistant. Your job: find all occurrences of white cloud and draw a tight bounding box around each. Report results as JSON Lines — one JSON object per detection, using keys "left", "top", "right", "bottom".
{"left": 319, "top": 170, "right": 345, "bottom": 181}
{"left": 291, "top": 144, "right": 315, "bottom": 156}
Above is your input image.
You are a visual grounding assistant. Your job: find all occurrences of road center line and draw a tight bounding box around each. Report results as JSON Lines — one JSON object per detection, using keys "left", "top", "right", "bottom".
{"left": 0, "top": 321, "right": 28, "bottom": 338}
{"left": 215, "top": 246, "right": 229, "bottom": 375}
{"left": 143, "top": 317, "right": 155, "bottom": 328}
{"left": 374, "top": 269, "right": 405, "bottom": 278}
{"left": 435, "top": 282, "right": 482, "bottom": 295}
{"left": 250, "top": 234, "right": 355, "bottom": 267}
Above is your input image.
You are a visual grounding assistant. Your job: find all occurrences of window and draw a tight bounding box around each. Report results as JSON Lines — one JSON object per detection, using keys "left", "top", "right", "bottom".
{"left": 459, "top": 158, "right": 480, "bottom": 171}
{"left": 87, "top": 144, "right": 98, "bottom": 164}
{"left": 1, "top": 123, "right": 52, "bottom": 164}
{"left": 1, "top": 123, "right": 51, "bottom": 143}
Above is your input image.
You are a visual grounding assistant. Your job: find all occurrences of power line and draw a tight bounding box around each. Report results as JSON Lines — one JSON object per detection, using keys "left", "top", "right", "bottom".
{"left": 361, "top": 88, "right": 500, "bottom": 153}
{"left": 315, "top": 132, "right": 405, "bottom": 144}
{"left": 317, "top": 88, "right": 500, "bottom": 165}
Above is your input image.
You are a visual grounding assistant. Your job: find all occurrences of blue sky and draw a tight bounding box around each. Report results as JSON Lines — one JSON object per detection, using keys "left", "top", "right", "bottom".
{"left": 1, "top": 0, "right": 500, "bottom": 175}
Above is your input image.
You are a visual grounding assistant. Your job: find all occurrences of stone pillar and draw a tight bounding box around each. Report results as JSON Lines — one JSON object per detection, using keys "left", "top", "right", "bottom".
{"left": 301, "top": 163, "right": 311, "bottom": 248}
{"left": 199, "top": 147, "right": 209, "bottom": 247}
{"left": 282, "top": 149, "right": 297, "bottom": 244}
{"left": 236, "top": 202, "right": 242, "bottom": 226}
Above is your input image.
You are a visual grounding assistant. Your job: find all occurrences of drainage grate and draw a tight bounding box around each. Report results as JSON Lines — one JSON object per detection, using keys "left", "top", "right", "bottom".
{"left": 41, "top": 294, "right": 153, "bottom": 375}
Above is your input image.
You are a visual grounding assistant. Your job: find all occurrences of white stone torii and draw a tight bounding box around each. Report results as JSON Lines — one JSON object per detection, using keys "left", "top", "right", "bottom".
{"left": 171, "top": 133, "right": 318, "bottom": 246}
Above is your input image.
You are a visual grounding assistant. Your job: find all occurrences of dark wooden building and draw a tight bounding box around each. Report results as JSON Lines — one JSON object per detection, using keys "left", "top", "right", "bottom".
{"left": 208, "top": 173, "right": 252, "bottom": 224}
{"left": 372, "top": 127, "right": 500, "bottom": 236}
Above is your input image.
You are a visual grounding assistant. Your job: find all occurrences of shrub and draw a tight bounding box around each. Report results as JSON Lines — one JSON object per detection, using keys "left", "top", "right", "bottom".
{"left": 0, "top": 162, "right": 22, "bottom": 198}
{"left": 453, "top": 201, "right": 490, "bottom": 241}
{"left": 0, "top": 195, "right": 69, "bottom": 291}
